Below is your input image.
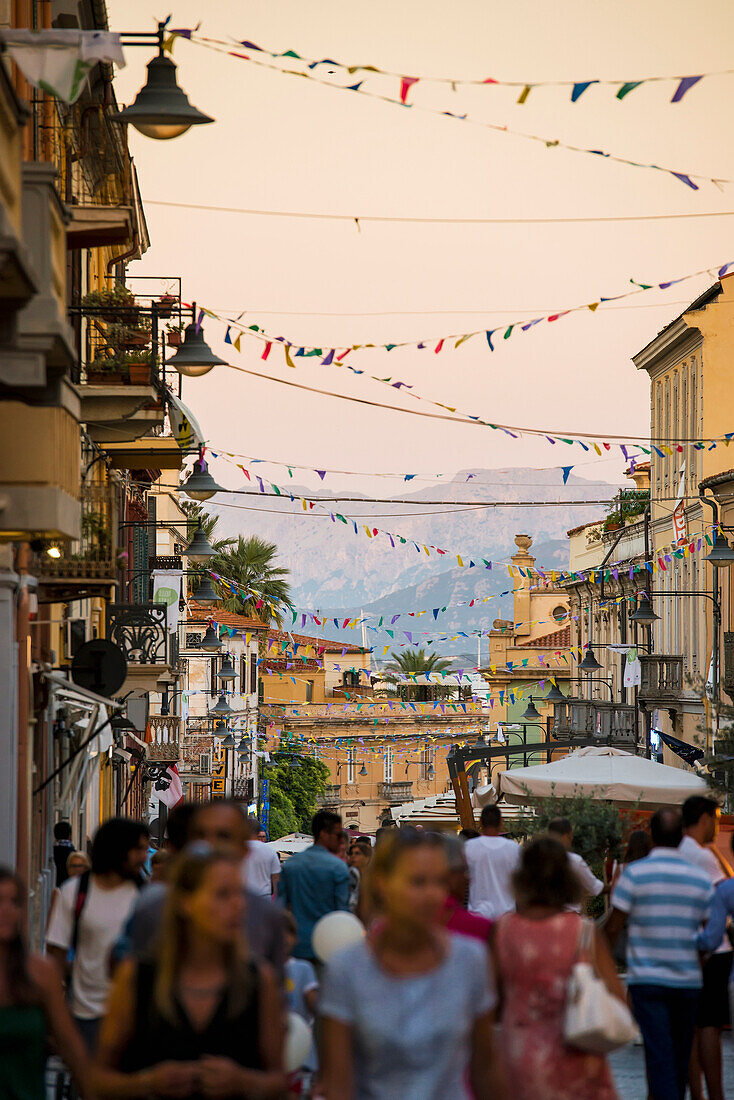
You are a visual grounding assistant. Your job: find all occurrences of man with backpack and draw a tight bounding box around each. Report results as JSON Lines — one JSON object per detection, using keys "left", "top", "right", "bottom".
{"left": 46, "top": 817, "right": 149, "bottom": 1050}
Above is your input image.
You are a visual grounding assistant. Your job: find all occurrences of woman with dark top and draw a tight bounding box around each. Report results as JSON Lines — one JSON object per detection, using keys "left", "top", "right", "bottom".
{"left": 95, "top": 844, "right": 285, "bottom": 1097}
{"left": 0, "top": 868, "right": 91, "bottom": 1099}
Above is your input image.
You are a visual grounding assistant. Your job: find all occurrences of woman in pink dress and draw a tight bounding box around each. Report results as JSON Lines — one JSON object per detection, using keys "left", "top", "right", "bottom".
{"left": 492, "top": 836, "right": 624, "bottom": 1100}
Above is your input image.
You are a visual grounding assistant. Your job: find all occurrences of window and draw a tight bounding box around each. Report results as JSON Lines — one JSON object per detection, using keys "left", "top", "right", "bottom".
{"left": 199, "top": 753, "right": 212, "bottom": 775}
{"left": 210, "top": 656, "right": 218, "bottom": 698}
{"left": 383, "top": 750, "right": 394, "bottom": 783}
{"left": 250, "top": 656, "right": 258, "bottom": 696}
{"left": 347, "top": 748, "right": 356, "bottom": 784}
{"left": 552, "top": 605, "right": 568, "bottom": 623}
{"left": 305, "top": 680, "right": 313, "bottom": 703}
{"left": 421, "top": 747, "right": 435, "bottom": 781}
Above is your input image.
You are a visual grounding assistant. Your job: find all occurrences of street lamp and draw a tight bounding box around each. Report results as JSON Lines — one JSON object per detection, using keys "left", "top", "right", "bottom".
{"left": 522, "top": 696, "right": 541, "bottom": 721}
{"left": 629, "top": 593, "right": 660, "bottom": 626}
{"left": 217, "top": 655, "right": 237, "bottom": 683}
{"left": 110, "top": 23, "right": 214, "bottom": 139}
{"left": 191, "top": 574, "right": 219, "bottom": 605}
{"left": 705, "top": 532, "right": 734, "bottom": 569}
{"left": 545, "top": 682, "right": 566, "bottom": 704}
{"left": 210, "top": 693, "right": 235, "bottom": 717}
{"left": 199, "top": 624, "right": 222, "bottom": 652}
{"left": 182, "top": 526, "right": 215, "bottom": 561}
{"left": 180, "top": 455, "right": 223, "bottom": 501}
{"left": 168, "top": 318, "right": 229, "bottom": 377}
{"left": 579, "top": 644, "right": 603, "bottom": 673}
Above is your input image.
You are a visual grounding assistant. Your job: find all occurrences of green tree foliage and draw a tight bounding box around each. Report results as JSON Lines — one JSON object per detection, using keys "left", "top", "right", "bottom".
{"left": 180, "top": 502, "right": 234, "bottom": 554}
{"left": 263, "top": 753, "right": 330, "bottom": 840}
{"left": 506, "top": 793, "right": 624, "bottom": 873}
{"left": 209, "top": 535, "right": 291, "bottom": 627}
{"left": 384, "top": 647, "right": 453, "bottom": 701}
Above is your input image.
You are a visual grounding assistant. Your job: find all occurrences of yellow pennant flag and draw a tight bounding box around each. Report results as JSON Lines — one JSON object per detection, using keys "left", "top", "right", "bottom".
{"left": 301, "top": 499, "right": 307, "bottom": 511}
{"left": 284, "top": 346, "right": 296, "bottom": 368}
{"left": 233, "top": 334, "right": 242, "bottom": 352}
{"left": 457, "top": 555, "right": 464, "bottom": 567}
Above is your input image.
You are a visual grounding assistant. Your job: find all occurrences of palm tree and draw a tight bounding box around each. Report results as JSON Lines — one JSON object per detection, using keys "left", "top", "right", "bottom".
{"left": 209, "top": 535, "right": 291, "bottom": 627}
{"left": 384, "top": 647, "right": 453, "bottom": 701}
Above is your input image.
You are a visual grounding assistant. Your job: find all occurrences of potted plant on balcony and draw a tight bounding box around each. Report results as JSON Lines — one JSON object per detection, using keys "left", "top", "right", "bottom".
{"left": 166, "top": 321, "right": 184, "bottom": 348}
{"left": 81, "top": 285, "right": 139, "bottom": 323}
{"left": 123, "top": 349, "right": 153, "bottom": 385}
{"left": 87, "top": 354, "right": 124, "bottom": 385}
{"left": 107, "top": 321, "right": 151, "bottom": 349}
{"left": 157, "top": 293, "right": 177, "bottom": 318}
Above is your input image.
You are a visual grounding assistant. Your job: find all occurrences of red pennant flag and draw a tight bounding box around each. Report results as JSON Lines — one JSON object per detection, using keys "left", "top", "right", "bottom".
{"left": 435, "top": 338, "right": 444, "bottom": 353}
{"left": 261, "top": 341, "right": 272, "bottom": 360}
{"left": 400, "top": 76, "right": 419, "bottom": 103}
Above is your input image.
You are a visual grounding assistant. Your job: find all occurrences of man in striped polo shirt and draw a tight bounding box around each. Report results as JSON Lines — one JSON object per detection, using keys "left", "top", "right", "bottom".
{"left": 606, "top": 808, "right": 713, "bottom": 1100}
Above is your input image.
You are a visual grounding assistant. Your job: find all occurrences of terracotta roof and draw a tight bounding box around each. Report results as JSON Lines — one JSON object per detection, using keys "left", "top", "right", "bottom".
{"left": 188, "top": 602, "right": 267, "bottom": 631}
{"left": 267, "top": 628, "right": 367, "bottom": 654}
{"left": 262, "top": 659, "right": 321, "bottom": 672}
{"left": 567, "top": 519, "right": 603, "bottom": 537}
{"left": 517, "top": 624, "right": 571, "bottom": 649}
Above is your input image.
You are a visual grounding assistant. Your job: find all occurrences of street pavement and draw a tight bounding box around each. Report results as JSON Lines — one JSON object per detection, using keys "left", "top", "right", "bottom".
{"left": 610, "top": 1033, "right": 734, "bottom": 1098}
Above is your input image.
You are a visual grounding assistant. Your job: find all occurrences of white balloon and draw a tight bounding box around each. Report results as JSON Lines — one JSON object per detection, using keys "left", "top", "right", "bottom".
{"left": 284, "top": 1012, "right": 312, "bottom": 1074}
{"left": 312, "top": 910, "right": 365, "bottom": 964}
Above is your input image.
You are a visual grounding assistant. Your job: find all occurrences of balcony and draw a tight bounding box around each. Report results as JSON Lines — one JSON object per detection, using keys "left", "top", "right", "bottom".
{"left": 552, "top": 699, "right": 637, "bottom": 747}
{"left": 723, "top": 634, "right": 734, "bottom": 698}
{"left": 73, "top": 288, "right": 165, "bottom": 443}
{"left": 32, "top": 481, "right": 116, "bottom": 600}
{"left": 233, "top": 778, "right": 254, "bottom": 802}
{"left": 318, "top": 784, "right": 341, "bottom": 808}
{"left": 107, "top": 601, "right": 170, "bottom": 694}
{"left": 639, "top": 655, "right": 684, "bottom": 707}
{"left": 147, "top": 715, "right": 181, "bottom": 762}
{"left": 379, "top": 781, "right": 414, "bottom": 804}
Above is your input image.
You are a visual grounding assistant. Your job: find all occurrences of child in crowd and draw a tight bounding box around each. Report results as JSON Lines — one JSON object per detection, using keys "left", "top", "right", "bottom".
{"left": 284, "top": 911, "right": 319, "bottom": 1096}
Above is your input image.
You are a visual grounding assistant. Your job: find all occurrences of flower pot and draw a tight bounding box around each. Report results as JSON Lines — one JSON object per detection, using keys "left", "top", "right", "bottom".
{"left": 167, "top": 331, "right": 182, "bottom": 347}
{"left": 158, "top": 295, "right": 176, "bottom": 318}
{"left": 128, "top": 362, "right": 152, "bottom": 385}
{"left": 121, "top": 332, "right": 150, "bottom": 348}
{"left": 88, "top": 371, "right": 123, "bottom": 385}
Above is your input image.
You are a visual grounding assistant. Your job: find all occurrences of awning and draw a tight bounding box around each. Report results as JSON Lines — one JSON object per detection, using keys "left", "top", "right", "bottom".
{"left": 167, "top": 392, "right": 205, "bottom": 452}
{"left": 66, "top": 205, "right": 133, "bottom": 250}
{"left": 44, "top": 670, "right": 123, "bottom": 710}
{"left": 495, "top": 745, "right": 712, "bottom": 809}
{"left": 102, "top": 437, "right": 185, "bottom": 470}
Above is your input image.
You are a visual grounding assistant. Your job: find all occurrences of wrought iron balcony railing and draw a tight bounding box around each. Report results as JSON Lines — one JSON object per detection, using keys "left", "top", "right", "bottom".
{"left": 147, "top": 715, "right": 181, "bottom": 762}
{"left": 107, "top": 602, "right": 168, "bottom": 665}
{"left": 33, "top": 481, "right": 116, "bottom": 596}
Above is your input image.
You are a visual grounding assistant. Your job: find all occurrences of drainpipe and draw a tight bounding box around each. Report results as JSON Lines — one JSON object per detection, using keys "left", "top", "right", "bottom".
{"left": 15, "top": 543, "right": 32, "bottom": 887}
{"left": 700, "top": 487, "right": 722, "bottom": 725}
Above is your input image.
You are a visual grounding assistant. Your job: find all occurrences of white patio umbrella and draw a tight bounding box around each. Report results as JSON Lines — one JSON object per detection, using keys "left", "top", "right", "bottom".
{"left": 494, "top": 746, "right": 712, "bottom": 810}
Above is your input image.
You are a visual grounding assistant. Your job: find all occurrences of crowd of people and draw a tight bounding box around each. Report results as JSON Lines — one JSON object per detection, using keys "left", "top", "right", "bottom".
{"left": 1, "top": 795, "right": 732, "bottom": 1098}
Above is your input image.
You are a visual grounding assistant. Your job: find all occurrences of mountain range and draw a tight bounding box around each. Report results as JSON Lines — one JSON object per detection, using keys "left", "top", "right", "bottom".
{"left": 207, "top": 467, "right": 616, "bottom": 660}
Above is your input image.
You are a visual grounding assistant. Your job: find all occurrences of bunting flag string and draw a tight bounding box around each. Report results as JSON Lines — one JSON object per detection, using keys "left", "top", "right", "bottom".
{"left": 206, "top": 526, "right": 716, "bottom": 635}
{"left": 196, "top": 258, "right": 734, "bottom": 363}
{"left": 178, "top": 31, "right": 734, "bottom": 191}
{"left": 174, "top": 30, "right": 730, "bottom": 104}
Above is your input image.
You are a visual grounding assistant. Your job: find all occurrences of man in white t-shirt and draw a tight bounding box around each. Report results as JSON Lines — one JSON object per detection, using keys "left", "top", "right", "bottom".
{"left": 242, "top": 817, "right": 281, "bottom": 898}
{"left": 47, "top": 817, "right": 149, "bottom": 1049}
{"left": 464, "top": 805, "right": 521, "bottom": 920}
{"left": 679, "top": 795, "right": 732, "bottom": 1100}
{"left": 547, "top": 817, "right": 607, "bottom": 913}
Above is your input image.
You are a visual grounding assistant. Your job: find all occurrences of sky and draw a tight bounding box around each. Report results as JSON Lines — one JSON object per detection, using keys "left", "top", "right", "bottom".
{"left": 108, "top": 0, "right": 734, "bottom": 499}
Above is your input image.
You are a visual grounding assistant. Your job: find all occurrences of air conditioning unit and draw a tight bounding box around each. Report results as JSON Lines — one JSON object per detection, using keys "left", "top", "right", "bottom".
{"left": 199, "top": 753, "right": 212, "bottom": 775}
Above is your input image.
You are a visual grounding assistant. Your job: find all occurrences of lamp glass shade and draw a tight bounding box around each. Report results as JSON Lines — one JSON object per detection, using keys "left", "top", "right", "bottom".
{"left": 579, "top": 646, "right": 603, "bottom": 673}
{"left": 210, "top": 693, "right": 234, "bottom": 716}
{"left": 630, "top": 594, "right": 660, "bottom": 625}
{"left": 212, "top": 720, "right": 228, "bottom": 737}
{"left": 200, "top": 624, "right": 222, "bottom": 651}
{"left": 236, "top": 738, "right": 250, "bottom": 751}
{"left": 217, "top": 656, "right": 237, "bottom": 682}
{"left": 180, "top": 457, "right": 223, "bottom": 501}
{"left": 220, "top": 734, "right": 236, "bottom": 747}
{"left": 191, "top": 575, "right": 219, "bottom": 605}
{"left": 109, "top": 54, "right": 213, "bottom": 140}
{"left": 183, "top": 527, "right": 215, "bottom": 561}
{"left": 110, "top": 713, "right": 136, "bottom": 733}
{"left": 706, "top": 533, "right": 734, "bottom": 569}
{"left": 359, "top": 762, "right": 368, "bottom": 777}
{"left": 427, "top": 764, "right": 436, "bottom": 780}
{"left": 168, "top": 321, "right": 228, "bottom": 376}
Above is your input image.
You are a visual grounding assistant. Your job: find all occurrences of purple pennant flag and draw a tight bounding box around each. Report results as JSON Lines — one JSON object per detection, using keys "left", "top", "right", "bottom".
{"left": 240, "top": 40, "right": 263, "bottom": 50}
{"left": 404, "top": 632, "right": 413, "bottom": 643}
{"left": 315, "top": 470, "right": 326, "bottom": 480}
{"left": 321, "top": 349, "right": 335, "bottom": 365}
{"left": 719, "top": 263, "right": 734, "bottom": 278}
{"left": 671, "top": 172, "right": 699, "bottom": 190}
{"left": 391, "top": 615, "right": 400, "bottom": 624}
{"left": 671, "top": 75, "right": 703, "bottom": 102}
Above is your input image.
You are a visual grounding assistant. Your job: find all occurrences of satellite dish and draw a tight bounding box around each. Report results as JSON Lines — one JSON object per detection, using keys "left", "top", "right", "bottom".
{"left": 71, "top": 639, "right": 127, "bottom": 697}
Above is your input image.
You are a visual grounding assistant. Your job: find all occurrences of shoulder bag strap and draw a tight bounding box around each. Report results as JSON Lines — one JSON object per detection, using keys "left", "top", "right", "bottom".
{"left": 70, "top": 870, "right": 91, "bottom": 961}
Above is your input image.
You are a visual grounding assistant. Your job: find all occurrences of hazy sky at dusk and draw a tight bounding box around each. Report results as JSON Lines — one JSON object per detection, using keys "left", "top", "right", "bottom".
{"left": 109, "top": 0, "right": 734, "bottom": 497}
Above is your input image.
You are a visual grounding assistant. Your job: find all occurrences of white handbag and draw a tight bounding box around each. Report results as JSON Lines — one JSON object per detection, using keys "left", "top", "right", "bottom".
{"left": 563, "top": 919, "right": 638, "bottom": 1054}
